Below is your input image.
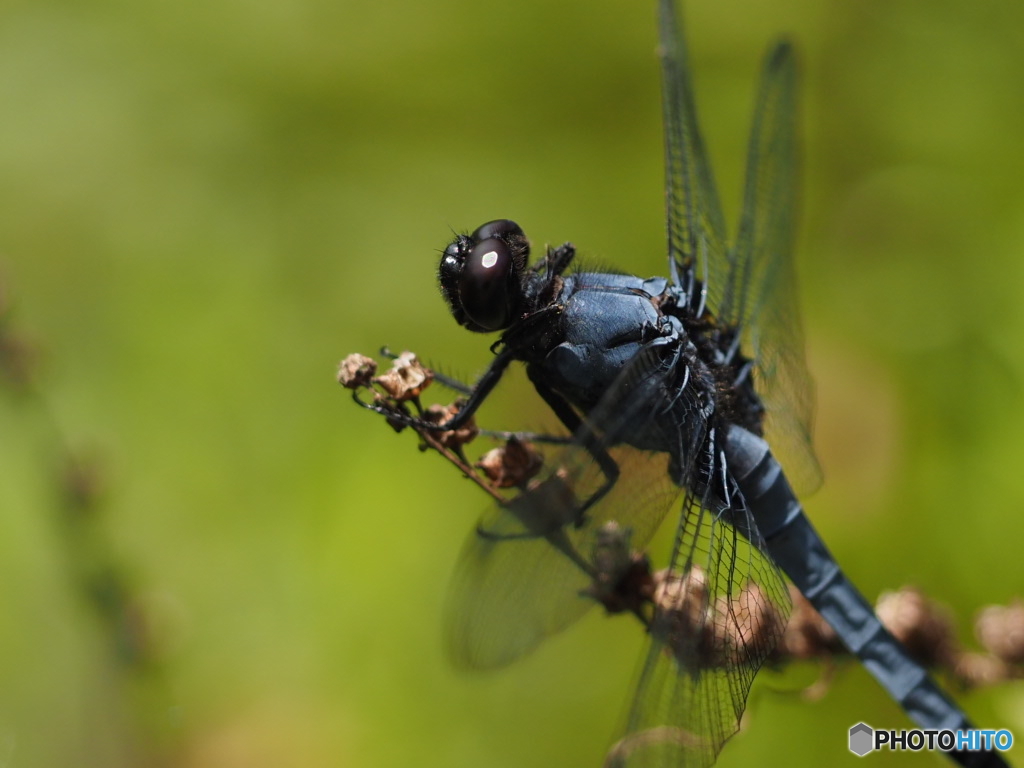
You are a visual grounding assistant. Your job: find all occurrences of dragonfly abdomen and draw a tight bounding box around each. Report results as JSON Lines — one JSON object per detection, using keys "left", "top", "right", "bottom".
{"left": 724, "top": 425, "right": 1009, "bottom": 768}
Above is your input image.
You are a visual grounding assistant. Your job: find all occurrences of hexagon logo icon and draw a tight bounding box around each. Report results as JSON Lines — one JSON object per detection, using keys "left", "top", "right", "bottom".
{"left": 849, "top": 722, "right": 874, "bottom": 757}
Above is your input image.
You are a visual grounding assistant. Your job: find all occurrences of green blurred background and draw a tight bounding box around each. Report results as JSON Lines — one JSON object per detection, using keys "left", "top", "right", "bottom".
{"left": 1, "top": 0, "right": 1022, "bottom": 766}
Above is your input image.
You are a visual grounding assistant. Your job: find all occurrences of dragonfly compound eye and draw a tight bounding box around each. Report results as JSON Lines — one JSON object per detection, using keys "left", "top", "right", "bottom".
{"left": 471, "top": 219, "right": 524, "bottom": 243}
{"left": 458, "top": 237, "right": 516, "bottom": 331}
{"left": 438, "top": 220, "right": 529, "bottom": 332}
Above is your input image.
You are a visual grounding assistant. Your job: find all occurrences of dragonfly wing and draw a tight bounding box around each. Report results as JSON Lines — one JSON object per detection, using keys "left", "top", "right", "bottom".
{"left": 444, "top": 518, "right": 595, "bottom": 670}
{"left": 444, "top": 444, "right": 678, "bottom": 670}
{"left": 444, "top": 342, "right": 706, "bottom": 670}
{"left": 726, "top": 42, "right": 822, "bottom": 495}
{"left": 606, "top": 483, "right": 791, "bottom": 767}
{"left": 658, "top": 0, "right": 727, "bottom": 311}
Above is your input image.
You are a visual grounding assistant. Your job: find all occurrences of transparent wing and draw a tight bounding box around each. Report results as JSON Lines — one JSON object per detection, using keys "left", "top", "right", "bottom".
{"left": 658, "top": 0, "right": 727, "bottom": 312}
{"left": 606, "top": 481, "right": 791, "bottom": 768}
{"left": 660, "top": 0, "right": 820, "bottom": 495}
{"left": 724, "top": 43, "right": 821, "bottom": 494}
{"left": 444, "top": 445, "right": 678, "bottom": 669}
{"left": 444, "top": 342, "right": 705, "bottom": 670}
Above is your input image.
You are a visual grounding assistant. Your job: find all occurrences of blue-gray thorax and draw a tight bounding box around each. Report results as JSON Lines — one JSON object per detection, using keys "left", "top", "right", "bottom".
{"left": 524, "top": 271, "right": 716, "bottom": 463}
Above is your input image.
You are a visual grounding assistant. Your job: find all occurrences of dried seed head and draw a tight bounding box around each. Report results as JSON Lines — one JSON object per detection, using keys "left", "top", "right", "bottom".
{"left": 475, "top": 437, "right": 543, "bottom": 488}
{"left": 955, "top": 651, "right": 1012, "bottom": 689}
{"left": 373, "top": 351, "right": 433, "bottom": 401}
{"left": 651, "top": 566, "right": 721, "bottom": 670}
{"left": 976, "top": 600, "right": 1024, "bottom": 665}
{"left": 653, "top": 577, "right": 795, "bottom": 671}
{"left": 718, "top": 582, "right": 785, "bottom": 660}
{"left": 876, "top": 586, "right": 957, "bottom": 668}
{"left": 591, "top": 521, "right": 634, "bottom": 583}
{"left": 653, "top": 566, "right": 709, "bottom": 621}
{"left": 337, "top": 353, "right": 378, "bottom": 389}
{"left": 504, "top": 469, "right": 578, "bottom": 534}
{"left": 421, "top": 401, "right": 479, "bottom": 450}
{"left": 777, "top": 588, "right": 841, "bottom": 661}
{"left": 585, "top": 522, "right": 654, "bottom": 615}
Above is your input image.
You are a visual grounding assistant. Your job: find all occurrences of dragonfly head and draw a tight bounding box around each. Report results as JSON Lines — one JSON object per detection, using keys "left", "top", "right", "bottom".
{"left": 438, "top": 219, "right": 530, "bottom": 333}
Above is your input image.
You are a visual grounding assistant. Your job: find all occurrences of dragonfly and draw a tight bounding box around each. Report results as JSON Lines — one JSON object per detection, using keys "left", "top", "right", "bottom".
{"left": 348, "top": 1, "right": 1011, "bottom": 766}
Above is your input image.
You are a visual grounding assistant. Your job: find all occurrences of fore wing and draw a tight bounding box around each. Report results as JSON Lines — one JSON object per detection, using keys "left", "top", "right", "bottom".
{"left": 658, "top": 0, "right": 727, "bottom": 313}
{"left": 660, "top": 0, "right": 820, "bottom": 495}
{"left": 726, "top": 42, "right": 821, "bottom": 494}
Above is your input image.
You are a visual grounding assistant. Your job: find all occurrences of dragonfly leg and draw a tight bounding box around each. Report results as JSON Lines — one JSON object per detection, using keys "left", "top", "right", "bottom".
{"left": 527, "top": 370, "right": 620, "bottom": 527}
{"left": 542, "top": 242, "right": 576, "bottom": 276}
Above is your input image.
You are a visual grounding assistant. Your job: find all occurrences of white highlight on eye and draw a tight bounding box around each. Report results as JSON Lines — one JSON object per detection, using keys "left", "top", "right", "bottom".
{"left": 481, "top": 250, "right": 499, "bottom": 269}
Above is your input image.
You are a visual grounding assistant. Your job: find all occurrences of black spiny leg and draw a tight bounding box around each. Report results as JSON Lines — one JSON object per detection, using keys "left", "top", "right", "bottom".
{"left": 527, "top": 369, "right": 620, "bottom": 528}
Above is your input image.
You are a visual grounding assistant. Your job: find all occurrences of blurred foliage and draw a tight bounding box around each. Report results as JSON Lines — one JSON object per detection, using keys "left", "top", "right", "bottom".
{"left": 1, "top": 0, "right": 1023, "bottom": 767}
